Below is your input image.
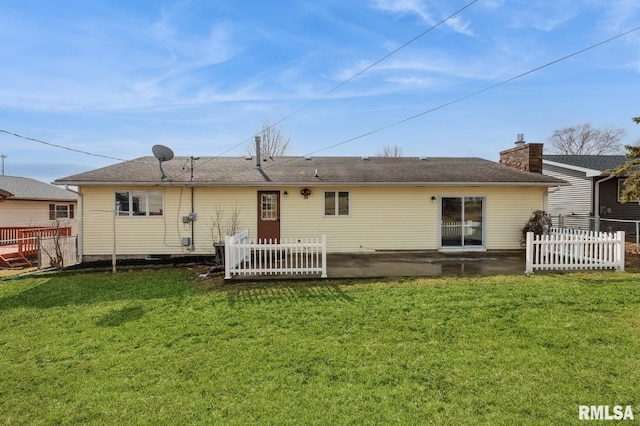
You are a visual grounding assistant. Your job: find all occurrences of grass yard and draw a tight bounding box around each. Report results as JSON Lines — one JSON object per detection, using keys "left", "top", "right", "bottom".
{"left": 1, "top": 269, "right": 639, "bottom": 425}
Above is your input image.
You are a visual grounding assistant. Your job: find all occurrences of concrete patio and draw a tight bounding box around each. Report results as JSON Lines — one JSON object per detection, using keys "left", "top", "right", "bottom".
{"left": 326, "top": 250, "right": 527, "bottom": 278}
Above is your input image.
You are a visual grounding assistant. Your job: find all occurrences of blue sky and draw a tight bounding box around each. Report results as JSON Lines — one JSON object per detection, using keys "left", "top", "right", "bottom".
{"left": 1, "top": 0, "right": 639, "bottom": 184}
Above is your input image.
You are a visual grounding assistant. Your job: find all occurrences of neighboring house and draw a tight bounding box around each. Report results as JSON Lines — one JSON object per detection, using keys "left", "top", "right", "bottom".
{"left": 53, "top": 143, "right": 566, "bottom": 262}
{"left": 542, "top": 155, "right": 640, "bottom": 230}
{"left": 0, "top": 175, "right": 79, "bottom": 235}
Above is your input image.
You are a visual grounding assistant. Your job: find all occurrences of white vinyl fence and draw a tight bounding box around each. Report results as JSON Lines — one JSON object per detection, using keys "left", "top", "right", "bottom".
{"left": 225, "top": 229, "right": 327, "bottom": 279}
{"left": 525, "top": 227, "right": 625, "bottom": 273}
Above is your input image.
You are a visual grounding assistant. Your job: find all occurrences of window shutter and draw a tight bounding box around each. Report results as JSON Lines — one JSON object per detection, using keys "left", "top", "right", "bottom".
{"left": 49, "top": 204, "right": 55, "bottom": 220}
{"left": 69, "top": 204, "right": 74, "bottom": 219}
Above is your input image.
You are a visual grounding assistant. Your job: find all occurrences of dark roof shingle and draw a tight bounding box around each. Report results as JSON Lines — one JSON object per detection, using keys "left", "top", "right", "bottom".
{"left": 54, "top": 156, "right": 566, "bottom": 186}
{"left": 543, "top": 155, "right": 628, "bottom": 173}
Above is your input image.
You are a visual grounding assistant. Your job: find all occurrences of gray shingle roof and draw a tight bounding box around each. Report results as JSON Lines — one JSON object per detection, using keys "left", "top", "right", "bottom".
{"left": 0, "top": 176, "right": 78, "bottom": 201}
{"left": 54, "top": 156, "right": 566, "bottom": 186}
{"left": 543, "top": 155, "right": 628, "bottom": 173}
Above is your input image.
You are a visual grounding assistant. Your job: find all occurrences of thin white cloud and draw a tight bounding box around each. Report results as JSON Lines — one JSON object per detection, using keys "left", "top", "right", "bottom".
{"left": 370, "top": 0, "right": 474, "bottom": 36}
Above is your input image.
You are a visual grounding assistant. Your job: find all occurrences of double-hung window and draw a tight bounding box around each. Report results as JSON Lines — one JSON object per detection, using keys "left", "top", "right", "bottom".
{"left": 115, "top": 191, "right": 164, "bottom": 216}
{"left": 49, "top": 204, "right": 74, "bottom": 220}
{"left": 324, "top": 191, "right": 349, "bottom": 216}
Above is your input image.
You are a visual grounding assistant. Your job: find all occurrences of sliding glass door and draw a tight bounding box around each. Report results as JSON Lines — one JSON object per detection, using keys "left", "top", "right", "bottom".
{"left": 440, "top": 197, "right": 484, "bottom": 248}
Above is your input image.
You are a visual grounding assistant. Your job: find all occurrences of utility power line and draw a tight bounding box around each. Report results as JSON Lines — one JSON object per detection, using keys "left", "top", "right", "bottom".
{"left": 1, "top": 24, "right": 638, "bottom": 176}
{"left": 0, "top": 1, "right": 478, "bottom": 175}
{"left": 0, "top": 129, "right": 135, "bottom": 163}
{"left": 194, "top": 0, "right": 480, "bottom": 165}
{"left": 280, "top": 25, "right": 640, "bottom": 160}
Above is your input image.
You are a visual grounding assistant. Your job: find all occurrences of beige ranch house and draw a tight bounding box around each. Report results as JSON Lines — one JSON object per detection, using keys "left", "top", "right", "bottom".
{"left": 54, "top": 143, "right": 566, "bottom": 263}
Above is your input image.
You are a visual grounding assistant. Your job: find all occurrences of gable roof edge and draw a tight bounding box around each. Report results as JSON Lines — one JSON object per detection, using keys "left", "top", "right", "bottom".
{"left": 542, "top": 159, "right": 603, "bottom": 177}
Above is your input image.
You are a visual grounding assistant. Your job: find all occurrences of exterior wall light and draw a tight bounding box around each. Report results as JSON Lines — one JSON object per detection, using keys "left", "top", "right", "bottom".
{"left": 300, "top": 188, "right": 311, "bottom": 199}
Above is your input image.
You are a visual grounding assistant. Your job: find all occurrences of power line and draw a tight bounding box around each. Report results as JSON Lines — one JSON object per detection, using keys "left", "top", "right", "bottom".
{"left": 2, "top": 21, "right": 637, "bottom": 178}
{"left": 186, "top": 0, "right": 480, "bottom": 176}
{"left": 269, "top": 0, "right": 479, "bottom": 127}
{"left": 0, "top": 129, "right": 136, "bottom": 163}
{"left": 0, "top": 1, "right": 479, "bottom": 174}
{"left": 286, "top": 25, "right": 640, "bottom": 159}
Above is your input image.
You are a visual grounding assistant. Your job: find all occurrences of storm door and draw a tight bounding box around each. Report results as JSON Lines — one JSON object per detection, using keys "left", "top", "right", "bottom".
{"left": 257, "top": 191, "right": 280, "bottom": 242}
{"left": 440, "top": 197, "right": 484, "bottom": 248}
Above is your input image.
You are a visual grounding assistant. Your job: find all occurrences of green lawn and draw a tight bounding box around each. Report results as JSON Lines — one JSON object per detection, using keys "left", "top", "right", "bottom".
{"left": 1, "top": 269, "right": 639, "bottom": 425}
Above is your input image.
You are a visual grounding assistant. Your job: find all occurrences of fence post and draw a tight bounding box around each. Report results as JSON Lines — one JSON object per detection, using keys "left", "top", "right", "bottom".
{"left": 224, "top": 235, "right": 231, "bottom": 279}
{"left": 525, "top": 232, "right": 534, "bottom": 274}
{"left": 37, "top": 235, "right": 41, "bottom": 269}
{"left": 616, "top": 231, "right": 625, "bottom": 272}
{"left": 321, "top": 235, "right": 327, "bottom": 278}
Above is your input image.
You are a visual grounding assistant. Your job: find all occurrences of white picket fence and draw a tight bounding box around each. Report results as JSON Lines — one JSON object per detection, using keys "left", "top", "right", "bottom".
{"left": 224, "top": 229, "right": 327, "bottom": 279}
{"left": 525, "top": 227, "right": 625, "bottom": 273}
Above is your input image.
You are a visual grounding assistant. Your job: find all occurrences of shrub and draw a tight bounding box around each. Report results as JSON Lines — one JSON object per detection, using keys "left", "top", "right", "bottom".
{"left": 521, "top": 210, "right": 551, "bottom": 245}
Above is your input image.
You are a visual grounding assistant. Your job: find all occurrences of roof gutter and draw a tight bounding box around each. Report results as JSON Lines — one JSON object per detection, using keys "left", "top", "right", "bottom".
{"left": 55, "top": 181, "right": 568, "bottom": 188}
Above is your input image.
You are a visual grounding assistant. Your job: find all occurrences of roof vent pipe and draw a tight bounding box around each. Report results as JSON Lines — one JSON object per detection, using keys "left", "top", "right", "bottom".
{"left": 515, "top": 133, "right": 525, "bottom": 146}
{"left": 255, "top": 136, "right": 261, "bottom": 169}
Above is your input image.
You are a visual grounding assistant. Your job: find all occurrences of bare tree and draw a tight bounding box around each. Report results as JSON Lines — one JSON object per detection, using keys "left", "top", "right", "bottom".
{"left": 547, "top": 123, "right": 625, "bottom": 155}
{"left": 246, "top": 122, "right": 291, "bottom": 157}
{"left": 378, "top": 144, "right": 403, "bottom": 157}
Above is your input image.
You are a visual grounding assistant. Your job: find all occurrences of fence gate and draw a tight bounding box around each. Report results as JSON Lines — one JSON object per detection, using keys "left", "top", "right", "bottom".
{"left": 225, "top": 229, "right": 327, "bottom": 279}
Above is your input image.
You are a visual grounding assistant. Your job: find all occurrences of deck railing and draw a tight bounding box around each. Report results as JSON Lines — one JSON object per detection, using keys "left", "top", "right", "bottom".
{"left": 525, "top": 227, "right": 625, "bottom": 273}
{"left": 225, "top": 229, "right": 327, "bottom": 279}
{"left": 16, "top": 227, "right": 72, "bottom": 256}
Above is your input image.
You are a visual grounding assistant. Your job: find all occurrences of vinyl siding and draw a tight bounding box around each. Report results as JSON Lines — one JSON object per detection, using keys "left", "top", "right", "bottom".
{"left": 82, "top": 186, "right": 257, "bottom": 256}
{"left": 80, "top": 184, "right": 545, "bottom": 256}
{"left": 0, "top": 199, "right": 78, "bottom": 235}
{"left": 543, "top": 164, "right": 592, "bottom": 216}
{"left": 599, "top": 177, "right": 640, "bottom": 220}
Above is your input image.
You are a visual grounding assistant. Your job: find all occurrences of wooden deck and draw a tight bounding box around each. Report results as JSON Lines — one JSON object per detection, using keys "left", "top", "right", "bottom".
{"left": 0, "top": 244, "right": 32, "bottom": 268}
{"left": 0, "top": 227, "right": 71, "bottom": 269}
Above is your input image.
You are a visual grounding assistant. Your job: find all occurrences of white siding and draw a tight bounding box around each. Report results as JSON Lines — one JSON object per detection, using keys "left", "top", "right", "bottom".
{"left": 0, "top": 199, "right": 78, "bottom": 235}
{"left": 80, "top": 184, "right": 546, "bottom": 257}
{"left": 543, "top": 164, "right": 592, "bottom": 216}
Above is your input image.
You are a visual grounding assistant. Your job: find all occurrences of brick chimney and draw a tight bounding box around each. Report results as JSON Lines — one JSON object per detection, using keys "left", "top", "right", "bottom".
{"left": 499, "top": 137, "right": 543, "bottom": 173}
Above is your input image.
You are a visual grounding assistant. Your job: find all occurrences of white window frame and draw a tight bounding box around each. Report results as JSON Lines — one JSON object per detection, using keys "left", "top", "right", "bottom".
{"left": 438, "top": 195, "right": 486, "bottom": 250}
{"left": 55, "top": 204, "right": 71, "bottom": 219}
{"left": 324, "top": 191, "right": 350, "bottom": 217}
{"left": 261, "top": 193, "right": 278, "bottom": 221}
{"left": 115, "top": 190, "right": 164, "bottom": 217}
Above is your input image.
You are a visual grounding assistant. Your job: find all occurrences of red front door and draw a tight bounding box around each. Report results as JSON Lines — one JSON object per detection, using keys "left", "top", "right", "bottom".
{"left": 257, "top": 191, "right": 280, "bottom": 242}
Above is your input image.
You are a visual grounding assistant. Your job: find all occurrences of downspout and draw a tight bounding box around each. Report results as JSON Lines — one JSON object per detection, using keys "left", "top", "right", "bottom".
{"left": 594, "top": 174, "right": 616, "bottom": 232}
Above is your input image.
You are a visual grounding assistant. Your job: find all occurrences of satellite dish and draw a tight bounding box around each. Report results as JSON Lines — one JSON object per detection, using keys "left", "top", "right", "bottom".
{"left": 152, "top": 145, "right": 174, "bottom": 162}
{"left": 152, "top": 145, "right": 174, "bottom": 181}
